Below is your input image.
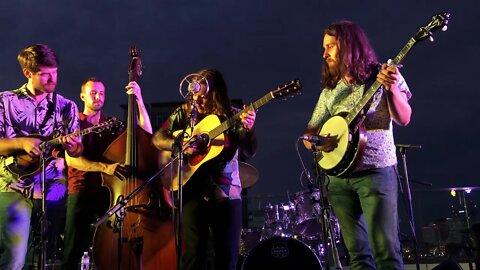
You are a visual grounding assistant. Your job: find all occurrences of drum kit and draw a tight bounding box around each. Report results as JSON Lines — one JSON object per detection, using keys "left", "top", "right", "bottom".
{"left": 238, "top": 162, "right": 342, "bottom": 269}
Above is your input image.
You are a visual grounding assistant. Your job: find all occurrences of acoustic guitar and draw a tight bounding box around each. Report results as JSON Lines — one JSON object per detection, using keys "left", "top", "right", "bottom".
{"left": 162, "top": 79, "right": 302, "bottom": 191}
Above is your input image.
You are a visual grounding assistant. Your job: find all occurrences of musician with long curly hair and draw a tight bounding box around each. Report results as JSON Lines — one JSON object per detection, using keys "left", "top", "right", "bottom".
{"left": 303, "top": 21, "right": 412, "bottom": 270}
{"left": 153, "top": 68, "right": 257, "bottom": 270}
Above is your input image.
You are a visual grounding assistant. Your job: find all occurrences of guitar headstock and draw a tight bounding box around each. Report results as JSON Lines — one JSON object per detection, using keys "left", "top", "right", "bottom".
{"left": 128, "top": 46, "right": 143, "bottom": 82}
{"left": 271, "top": 79, "right": 302, "bottom": 100}
{"left": 413, "top": 12, "right": 450, "bottom": 43}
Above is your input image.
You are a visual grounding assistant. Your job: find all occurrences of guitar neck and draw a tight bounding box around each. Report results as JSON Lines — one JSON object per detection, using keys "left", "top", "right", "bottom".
{"left": 45, "top": 126, "right": 100, "bottom": 148}
{"left": 208, "top": 92, "right": 274, "bottom": 139}
{"left": 345, "top": 37, "right": 417, "bottom": 125}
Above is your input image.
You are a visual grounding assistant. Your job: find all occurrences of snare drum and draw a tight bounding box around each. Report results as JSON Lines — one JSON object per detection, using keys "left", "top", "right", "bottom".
{"left": 241, "top": 236, "right": 322, "bottom": 270}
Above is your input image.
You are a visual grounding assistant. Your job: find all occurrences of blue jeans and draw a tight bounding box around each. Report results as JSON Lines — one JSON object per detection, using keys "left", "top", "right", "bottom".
{"left": 0, "top": 192, "right": 33, "bottom": 270}
{"left": 327, "top": 166, "right": 403, "bottom": 270}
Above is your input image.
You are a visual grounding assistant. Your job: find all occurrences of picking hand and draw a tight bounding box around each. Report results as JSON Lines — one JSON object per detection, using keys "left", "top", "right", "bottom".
{"left": 21, "top": 137, "right": 43, "bottom": 158}
{"left": 317, "top": 134, "right": 339, "bottom": 152}
{"left": 113, "top": 164, "right": 131, "bottom": 180}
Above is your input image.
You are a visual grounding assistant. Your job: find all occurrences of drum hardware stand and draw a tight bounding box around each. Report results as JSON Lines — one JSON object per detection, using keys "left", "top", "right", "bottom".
{"left": 397, "top": 144, "right": 422, "bottom": 270}
{"left": 458, "top": 189, "right": 475, "bottom": 270}
{"left": 311, "top": 147, "right": 343, "bottom": 270}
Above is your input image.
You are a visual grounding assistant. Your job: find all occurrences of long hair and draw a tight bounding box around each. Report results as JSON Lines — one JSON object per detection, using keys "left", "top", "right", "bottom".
{"left": 321, "top": 21, "right": 378, "bottom": 89}
{"left": 17, "top": 44, "right": 59, "bottom": 72}
{"left": 191, "top": 68, "right": 233, "bottom": 118}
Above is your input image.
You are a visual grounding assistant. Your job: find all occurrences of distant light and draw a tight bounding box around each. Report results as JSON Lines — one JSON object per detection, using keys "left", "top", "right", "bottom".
{"left": 451, "top": 190, "right": 456, "bottom": 197}
{"left": 466, "top": 188, "right": 472, "bottom": 194}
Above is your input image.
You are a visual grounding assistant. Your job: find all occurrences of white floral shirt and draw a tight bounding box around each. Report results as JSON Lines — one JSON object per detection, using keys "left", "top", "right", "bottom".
{"left": 308, "top": 77, "right": 411, "bottom": 172}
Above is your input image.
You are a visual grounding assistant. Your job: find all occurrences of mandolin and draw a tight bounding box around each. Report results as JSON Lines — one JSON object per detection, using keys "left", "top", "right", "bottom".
{"left": 4, "top": 117, "right": 123, "bottom": 179}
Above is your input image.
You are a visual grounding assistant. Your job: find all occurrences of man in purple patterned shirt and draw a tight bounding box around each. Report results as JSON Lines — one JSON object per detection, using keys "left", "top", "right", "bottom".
{"left": 0, "top": 44, "right": 83, "bottom": 269}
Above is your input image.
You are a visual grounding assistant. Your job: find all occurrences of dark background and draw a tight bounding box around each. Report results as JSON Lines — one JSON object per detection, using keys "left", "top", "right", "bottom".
{"left": 1, "top": 1, "right": 478, "bottom": 234}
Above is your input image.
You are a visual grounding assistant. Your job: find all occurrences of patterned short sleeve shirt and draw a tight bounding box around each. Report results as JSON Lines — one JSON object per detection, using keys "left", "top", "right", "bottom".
{"left": 308, "top": 76, "right": 411, "bottom": 172}
{"left": 0, "top": 84, "right": 80, "bottom": 196}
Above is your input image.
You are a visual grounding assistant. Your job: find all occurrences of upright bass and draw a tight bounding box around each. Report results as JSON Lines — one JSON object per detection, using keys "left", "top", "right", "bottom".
{"left": 92, "top": 47, "right": 176, "bottom": 270}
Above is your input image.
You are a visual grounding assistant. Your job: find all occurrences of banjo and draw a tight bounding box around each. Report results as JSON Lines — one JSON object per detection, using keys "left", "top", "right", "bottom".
{"left": 317, "top": 12, "right": 450, "bottom": 176}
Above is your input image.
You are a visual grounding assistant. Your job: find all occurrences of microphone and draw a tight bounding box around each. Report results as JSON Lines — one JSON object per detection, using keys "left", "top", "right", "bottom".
{"left": 179, "top": 73, "right": 209, "bottom": 99}
{"left": 190, "top": 100, "right": 197, "bottom": 131}
{"left": 299, "top": 135, "right": 325, "bottom": 145}
{"left": 187, "top": 81, "right": 201, "bottom": 94}
{"left": 395, "top": 144, "right": 422, "bottom": 149}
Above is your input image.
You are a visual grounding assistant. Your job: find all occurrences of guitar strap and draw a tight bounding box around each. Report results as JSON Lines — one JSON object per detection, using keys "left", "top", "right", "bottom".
{"left": 362, "top": 66, "right": 380, "bottom": 112}
{"left": 9, "top": 93, "right": 57, "bottom": 199}
{"left": 38, "top": 92, "right": 57, "bottom": 132}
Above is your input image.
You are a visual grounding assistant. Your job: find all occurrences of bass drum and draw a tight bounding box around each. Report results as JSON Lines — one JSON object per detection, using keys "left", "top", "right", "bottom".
{"left": 241, "top": 236, "right": 322, "bottom": 270}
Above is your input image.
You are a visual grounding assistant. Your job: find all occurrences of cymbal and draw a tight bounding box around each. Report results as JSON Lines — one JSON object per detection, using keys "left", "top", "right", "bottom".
{"left": 239, "top": 162, "right": 259, "bottom": 188}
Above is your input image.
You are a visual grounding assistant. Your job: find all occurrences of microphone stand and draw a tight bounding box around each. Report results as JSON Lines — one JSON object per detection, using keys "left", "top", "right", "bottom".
{"left": 397, "top": 144, "right": 421, "bottom": 270}
{"left": 91, "top": 138, "right": 201, "bottom": 270}
{"left": 92, "top": 95, "right": 200, "bottom": 270}
{"left": 172, "top": 130, "right": 185, "bottom": 270}
{"left": 310, "top": 146, "right": 342, "bottom": 270}
{"left": 459, "top": 190, "right": 475, "bottom": 270}
{"left": 38, "top": 147, "right": 49, "bottom": 270}
{"left": 173, "top": 96, "right": 197, "bottom": 270}
{"left": 91, "top": 157, "right": 179, "bottom": 258}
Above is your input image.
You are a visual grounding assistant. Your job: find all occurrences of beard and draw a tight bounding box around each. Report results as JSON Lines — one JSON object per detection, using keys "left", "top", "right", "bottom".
{"left": 33, "top": 82, "right": 56, "bottom": 94}
{"left": 88, "top": 102, "right": 103, "bottom": 112}
{"left": 322, "top": 59, "right": 344, "bottom": 89}
{"left": 326, "top": 59, "right": 342, "bottom": 78}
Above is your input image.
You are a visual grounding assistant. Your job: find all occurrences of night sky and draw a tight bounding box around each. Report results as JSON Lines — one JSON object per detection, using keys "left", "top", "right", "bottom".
{"left": 1, "top": 1, "right": 479, "bottom": 233}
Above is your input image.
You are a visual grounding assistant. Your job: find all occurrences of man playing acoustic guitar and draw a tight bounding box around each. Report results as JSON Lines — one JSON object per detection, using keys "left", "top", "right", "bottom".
{"left": 0, "top": 44, "right": 83, "bottom": 269}
{"left": 303, "top": 21, "right": 412, "bottom": 270}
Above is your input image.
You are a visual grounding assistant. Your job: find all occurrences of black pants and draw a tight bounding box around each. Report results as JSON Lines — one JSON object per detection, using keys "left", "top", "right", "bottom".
{"left": 61, "top": 189, "right": 109, "bottom": 270}
{"left": 181, "top": 198, "right": 242, "bottom": 270}
{"left": 24, "top": 198, "right": 66, "bottom": 269}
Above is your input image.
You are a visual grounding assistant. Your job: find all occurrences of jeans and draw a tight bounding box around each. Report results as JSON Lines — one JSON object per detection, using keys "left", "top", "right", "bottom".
{"left": 181, "top": 198, "right": 242, "bottom": 270}
{"left": 0, "top": 192, "right": 33, "bottom": 270}
{"left": 327, "top": 166, "right": 403, "bottom": 270}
